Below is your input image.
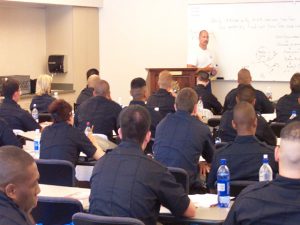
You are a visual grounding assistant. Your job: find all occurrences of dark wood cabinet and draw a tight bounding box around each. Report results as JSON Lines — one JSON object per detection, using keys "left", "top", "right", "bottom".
{"left": 146, "top": 68, "right": 198, "bottom": 95}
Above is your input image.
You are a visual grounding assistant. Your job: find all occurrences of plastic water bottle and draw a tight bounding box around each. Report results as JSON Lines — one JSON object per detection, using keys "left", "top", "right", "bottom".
{"left": 289, "top": 110, "right": 297, "bottom": 120}
{"left": 53, "top": 91, "right": 59, "bottom": 99}
{"left": 217, "top": 158, "right": 230, "bottom": 208}
{"left": 259, "top": 154, "right": 273, "bottom": 181}
{"left": 84, "top": 122, "right": 91, "bottom": 136}
{"left": 265, "top": 86, "right": 272, "bottom": 100}
{"left": 197, "top": 98, "right": 204, "bottom": 115}
{"left": 33, "top": 129, "right": 40, "bottom": 159}
{"left": 32, "top": 104, "right": 39, "bottom": 123}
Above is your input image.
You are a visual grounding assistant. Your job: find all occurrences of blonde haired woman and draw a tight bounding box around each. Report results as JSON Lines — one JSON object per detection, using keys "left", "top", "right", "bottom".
{"left": 30, "top": 74, "right": 55, "bottom": 113}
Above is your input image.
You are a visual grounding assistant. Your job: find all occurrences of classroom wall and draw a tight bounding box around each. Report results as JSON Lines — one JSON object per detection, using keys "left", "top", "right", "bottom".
{"left": 100, "top": 0, "right": 293, "bottom": 105}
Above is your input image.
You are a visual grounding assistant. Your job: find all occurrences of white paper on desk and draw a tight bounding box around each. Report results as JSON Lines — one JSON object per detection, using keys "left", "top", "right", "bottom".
{"left": 189, "top": 194, "right": 218, "bottom": 208}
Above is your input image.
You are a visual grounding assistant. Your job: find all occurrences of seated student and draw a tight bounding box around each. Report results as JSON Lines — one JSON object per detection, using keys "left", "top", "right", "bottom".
{"left": 40, "top": 99, "right": 104, "bottom": 165}
{"left": 153, "top": 88, "right": 215, "bottom": 193}
{"left": 76, "top": 74, "right": 101, "bottom": 106}
{"left": 146, "top": 70, "right": 176, "bottom": 118}
{"left": 0, "top": 78, "right": 40, "bottom": 131}
{"left": 90, "top": 105, "right": 195, "bottom": 225}
{"left": 194, "top": 71, "right": 223, "bottom": 115}
{"left": 276, "top": 73, "right": 300, "bottom": 122}
{"left": 0, "top": 118, "right": 21, "bottom": 147}
{"left": 224, "top": 121, "right": 300, "bottom": 225}
{"left": 75, "top": 80, "right": 122, "bottom": 141}
{"left": 30, "top": 74, "right": 55, "bottom": 113}
{"left": 220, "top": 85, "right": 277, "bottom": 146}
{"left": 0, "top": 145, "right": 40, "bottom": 225}
{"left": 207, "top": 102, "right": 278, "bottom": 190}
{"left": 223, "top": 68, "right": 274, "bottom": 113}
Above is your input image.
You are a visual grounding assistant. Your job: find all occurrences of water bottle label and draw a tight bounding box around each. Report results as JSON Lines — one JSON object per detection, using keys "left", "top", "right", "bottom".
{"left": 217, "top": 182, "right": 225, "bottom": 192}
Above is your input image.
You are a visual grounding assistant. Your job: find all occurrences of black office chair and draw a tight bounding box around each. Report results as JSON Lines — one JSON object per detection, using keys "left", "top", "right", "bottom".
{"left": 270, "top": 122, "right": 286, "bottom": 138}
{"left": 207, "top": 117, "right": 221, "bottom": 140}
{"left": 38, "top": 113, "right": 53, "bottom": 123}
{"left": 32, "top": 196, "right": 83, "bottom": 225}
{"left": 72, "top": 213, "right": 145, "bottom": 225}
{"left": 167, "top": 167, "right": 189, "bottom": 194}
{"left": 230, "top": 180, "right": 258, "bottom": 197}
{"left": 36, "top": 159, "right": 76, "bottom": 186}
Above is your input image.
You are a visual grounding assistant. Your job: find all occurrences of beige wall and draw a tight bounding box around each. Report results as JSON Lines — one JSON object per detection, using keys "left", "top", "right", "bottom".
{"left": 0, "top": 5, "right": 46, "bottom": 77}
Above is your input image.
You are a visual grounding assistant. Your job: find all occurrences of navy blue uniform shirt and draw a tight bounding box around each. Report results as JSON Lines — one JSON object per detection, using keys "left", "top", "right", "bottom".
{"left": 276, "top": 92, "right": 300, "bottom": 122}
{"left": 75, "top": 96, "right": 122, "bottom": 140}
{"left": 219, "top": 110, "right": 277, "bottom": 146}
{"left": 0, "top": 99, "right": 39, "bottom": 131}
{"left": 194, "top": 84, "right": 223, "bottom": 115}
{"left": 0, "top": 192, "right": 33, "bottom": 225}
{"left": 207, "top": 135, "right": 278, "bottom": 189}
{"left": 76, "top": 87, "right": 94, "bottom": 106}
{"left": 223, "top": 85, "right": 274, "bottom": 114}
{"left": 90, "top": 141, "right": 190, "bottom": 225}
{"left": 0, "top": 118, "right": 21, "bottom": 147}
{"left": 153, "top": 110, "right": 215, "bottom": 189}
{"left": 224, "top": 175, "right": 300, "bottom": 225}
{"left": 147, "top": 88, "right": 175, "bottom": 118}
{"left": 40, "top": 122, "right": 96, "bottom": 165}
{"left": 30, "top": 94, "right": 55, "bottom": 113}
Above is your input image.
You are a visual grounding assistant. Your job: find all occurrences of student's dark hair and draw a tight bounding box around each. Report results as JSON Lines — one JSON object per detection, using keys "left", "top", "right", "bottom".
{"left": 0, "top": 145, "right": 35, "bottom": 187}
{"left": 175, "top": 88, "right": 198, "bottom": 113}
{"left": 2, "top": 78, "right": 20, "bottom": 99}
{"left": 236, "top": 84, "right": 256, "bottom": 103}
{"left": 86, "top": 68, "right": 99, "bottom": 80}
{"left": 290, "top": 73, "right": 300, "bottom": 94}
{"left": 197, "top": 71, "right": 209, "bottom": 82}
{"left": 48, "top": 99, "right": 72, "bottom": 123}
{"left": 118, "top": 105, "right": 150, "bottom": 144}
{"left": 130, "top": 77, "right": 146, "bottom": 89}
{"left": 280, "top": 121, "right": 300, "bottom": 141}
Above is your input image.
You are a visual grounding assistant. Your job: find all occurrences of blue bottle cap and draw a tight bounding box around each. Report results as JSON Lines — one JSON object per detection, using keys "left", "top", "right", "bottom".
{"left": 220, "top": 158, "right": 227, "bottom": 165}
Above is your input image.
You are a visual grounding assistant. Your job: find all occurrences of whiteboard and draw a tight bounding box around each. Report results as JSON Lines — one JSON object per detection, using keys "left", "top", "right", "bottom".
{"left": 188, "top": 2, "right": 300, "bottom": 81}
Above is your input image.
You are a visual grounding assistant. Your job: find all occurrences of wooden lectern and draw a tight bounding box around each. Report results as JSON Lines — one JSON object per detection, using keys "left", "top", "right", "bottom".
{"left": 146, "top": 68, "right": 198, "bottom": 95}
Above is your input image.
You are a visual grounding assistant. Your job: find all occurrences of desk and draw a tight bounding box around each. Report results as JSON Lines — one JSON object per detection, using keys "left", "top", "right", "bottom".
{"left": 39, "top": 184, "right": 230, "bottom": 224}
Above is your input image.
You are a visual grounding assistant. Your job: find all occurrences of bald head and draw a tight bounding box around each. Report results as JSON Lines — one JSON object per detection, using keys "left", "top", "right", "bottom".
{"left": 0, "top": 146, "right": 35, "bottom": 188}
{"left": 87, "top": 75, "right": 101, "bottom": 88}
{"left": 232, "top": 101, "right": 257, "bottom": 135}
{"left": 238, "top": 68, "right": 252, "bottom": 85}
{"left": 93, "top": 80, "right": 110, "bottom": 98}
{"left": 277, "top": 121, "right": 300, "bottom": 176}
{"left": 158, "top": 70, "right": 173, "bottom": 90}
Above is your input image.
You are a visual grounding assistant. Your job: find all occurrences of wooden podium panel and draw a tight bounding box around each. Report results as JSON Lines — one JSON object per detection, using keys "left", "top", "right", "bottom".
{"left": 146, "top": 68, "right": 198, "bottom": 95}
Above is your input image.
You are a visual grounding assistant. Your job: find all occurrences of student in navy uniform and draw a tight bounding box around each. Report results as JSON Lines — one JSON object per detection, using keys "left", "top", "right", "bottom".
{"left": 40, "top": 99, "right": 104, "bottom": 166}
{"left": 147, "top": 70, "right": 175, "bottom": 118}
{"left": 75, "top": 79, "right": 122, "bottom": 141}
{"left": 30, "top": 74, "right": 55, "bottom": 113}
{"left": 276, "top": 73, "right": 300, "bottom": 122}
{"left": 90, "top": 105, "right": 196, "bottom": 225}
{"left": 194, "top": 71, "right": 223, "bottom": 115}
{"left": 153, "top": 88, "right": 215, "bottom": 193}
{"left": 223, "top": 68, "right": 274, "bottom": 114}
{"left": 207, "top": 102, "right": 278, "bottom": 190}
{"left": 224, "top": 121, "right": 300, "bottom": 225}
{"left": 220, "top": 84, "right": 277, "bottom": 146}
{"left": 0, "top": 118, "right": 21, "bottom": 147}
{"left": 0, "top": 78, "right": 40, "bottom": 131}
{"left": 76, "top": 74, "right": 101, "bottom": 106}
{"left": 0, "top": 145, "right": 40, "bottom": 225}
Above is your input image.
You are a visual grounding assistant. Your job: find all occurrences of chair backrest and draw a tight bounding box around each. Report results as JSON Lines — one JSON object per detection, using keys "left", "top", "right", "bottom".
{"left": 36, "top": 159, "right": 75, "bottom": 186}
{"left": 38, "top": 113, "right": 53, "bottom": 123}
{"left": 167, "top": 167, "right": 189, "bottom": 194}
{"left": 215, "top": 142, "right": 228, "bottom": 149}
{"left": 32, "top": 196, "right": 83, "bottom": 225}
{"left": 207, "top": 117, "right": 221, "bottom": 128}
{"left": 270, "top": 122, "right": 286, "bottom": 138}
{"left": 72, "top": 213, "right": 145, "bottom": 225}
{"left": 230, "top": 180, "right": 258, "bottom": 197}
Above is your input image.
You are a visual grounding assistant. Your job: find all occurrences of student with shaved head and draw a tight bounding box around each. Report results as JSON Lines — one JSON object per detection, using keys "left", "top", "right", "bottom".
{"left": 0, "top": 146, "right": 40, "bottom": 225}
{"left": 224, "top": 121, "right": 300, "bottom": 225}
{"left": 223, "top": 68, "right": 274, "bottom": 113}
{"left": 207, "top": 102, "right": 278, "bottom": 190}
{"left": 146, "top": 70, "right": 175, "bottom": 118}
{"left": 76, "top": 74, "right": 101, "bottom": 106}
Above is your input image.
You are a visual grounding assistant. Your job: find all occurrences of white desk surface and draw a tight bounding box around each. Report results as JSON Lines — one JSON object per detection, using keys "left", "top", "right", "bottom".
{"left": 39, "top": 184, "right": 230, "bottom": 223}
